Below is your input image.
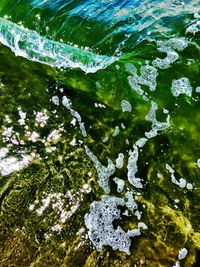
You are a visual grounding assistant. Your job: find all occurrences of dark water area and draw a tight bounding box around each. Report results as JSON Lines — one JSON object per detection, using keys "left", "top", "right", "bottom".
{"left": 0, "top": 0, "right": 200, "bottom": 266}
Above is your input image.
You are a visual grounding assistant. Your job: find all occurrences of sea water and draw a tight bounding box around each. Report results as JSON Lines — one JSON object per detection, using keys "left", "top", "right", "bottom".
{"left": 0, "top": 0, "right": 200, "bottom": 266}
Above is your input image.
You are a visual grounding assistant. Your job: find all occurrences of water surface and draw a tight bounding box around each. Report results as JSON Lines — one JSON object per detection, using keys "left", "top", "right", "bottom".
{"left": 0, "top": 0, "right": 200, "bottom": 266}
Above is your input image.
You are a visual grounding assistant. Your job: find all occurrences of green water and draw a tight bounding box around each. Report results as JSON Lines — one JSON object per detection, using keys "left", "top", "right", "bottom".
{"left": 1, "top": 1, "right": 200, "bottom": 266}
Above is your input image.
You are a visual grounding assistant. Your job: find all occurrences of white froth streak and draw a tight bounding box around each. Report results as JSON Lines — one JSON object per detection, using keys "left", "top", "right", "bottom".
{"left": 127, "top": 145, "right": 143, "bottom": 189}
{"left": 62, "top": 96, "right": 87, "bottom": 137}
{"left": 0, "top": 18, "right": 117, "bottom": 73}
{"left": 166, "top": 164, "right": 193, "bottom": 190}
{"left": 152, "top": 38, "right": 188, "bottom": 69}
{"left": 145, "top": 101, "right": 170, "bottom": 138}
{"left": 85, "top": 145, "right": 115, "bottom": 193}
{"left": 127, "top": 101, "right": 170, "bottom": 189}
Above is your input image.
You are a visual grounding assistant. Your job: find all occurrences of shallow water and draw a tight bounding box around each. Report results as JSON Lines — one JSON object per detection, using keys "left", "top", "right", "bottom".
{"left": 0, "top": 1, "right": 200, "bottom": 266}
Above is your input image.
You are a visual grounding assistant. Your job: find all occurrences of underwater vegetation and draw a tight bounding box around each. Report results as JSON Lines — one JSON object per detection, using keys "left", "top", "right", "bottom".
{"left": 1, "top": 0, "right": 200, "bottom": 266}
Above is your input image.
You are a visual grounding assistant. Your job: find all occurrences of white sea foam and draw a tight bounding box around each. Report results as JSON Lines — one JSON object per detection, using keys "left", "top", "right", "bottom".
{"left": 145, "top": 101, "right": 170, "bottom": 138}
{"left": 113, "top": 177, "right": 125, "bottom": 193}
{"left": 85, "top": 146, "right": 115, "bottom": 193}
{"left": 153, "top": 38, "right": 188, "bottom": 69}
{"left": 126, "top": 63, "right": 158, "bottom": 95}
{"left": 62, "top": 96, "right": 87, "bottom": 137}
{"left": 85, "top": 195, "right": 141, "bottom": 255}
{"left": 127, "top": 145, "right": 143, "bottom": 189}
{"left": 121, "top": 100, "right": 132, "bottom": 112}
{"left": 136, "top": 138, "right": 147, "bottom": 148}
{"left": 0, "top": 18, "right": 117, "bottom": 73}
{"left": 116, "top": 153, "right": 124, "bottom": 169}
{"left": 112, "top": 126, "right": 120, "bottom": 137}
{"left": 125, "top": 191, "right": 141, "bottom": 220}
{"left": 171, "top": 78, "right": 192, "bottom": 97}
{"left": 165, "top": 164, "right": 192, "bottom": 189}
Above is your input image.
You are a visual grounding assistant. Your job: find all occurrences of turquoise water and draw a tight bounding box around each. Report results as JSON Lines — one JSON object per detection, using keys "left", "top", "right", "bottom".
{"left": 0, "top": 1, "right": 200, "bottom": 266}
